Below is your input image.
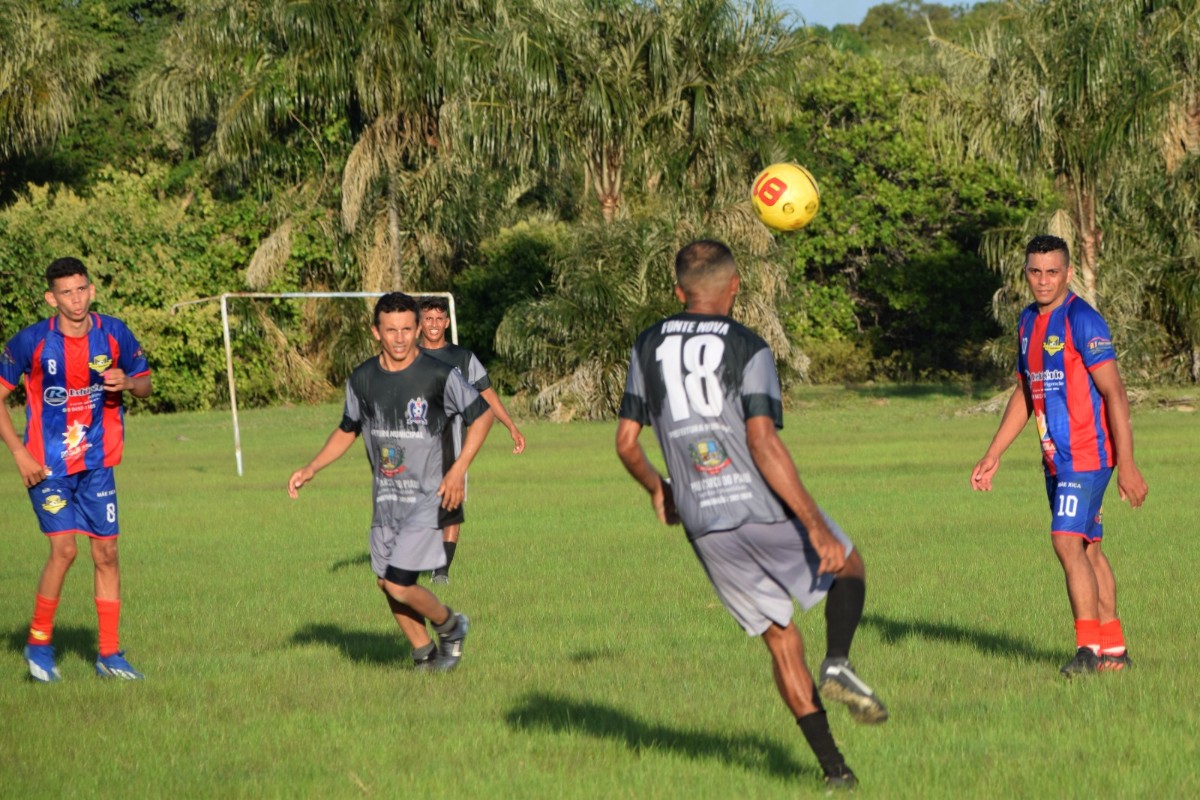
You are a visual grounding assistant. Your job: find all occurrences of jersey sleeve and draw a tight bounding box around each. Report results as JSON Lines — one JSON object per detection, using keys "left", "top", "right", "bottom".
{"left": 339, "top": 378, "right": 363, "bottom": 434}
{"left": 465, "top": 353, "right": 492, "bottom": 392}
{"left": 444, "top": 368, "right": 489, "bottom": 425}
{"left": 0, "top": 331, "right": 31, "bottom": 391}
{"left": 740, "top": 347, "right": 783, "bottom": 428}
{"left": 1072, "top": 305, "right": 1116, "bottom": 370}
{"left": 618, "top": 344, "right": 649, "bottom": 424}
{"left": 113, "top": 320, "right": 151, "bottom": 377}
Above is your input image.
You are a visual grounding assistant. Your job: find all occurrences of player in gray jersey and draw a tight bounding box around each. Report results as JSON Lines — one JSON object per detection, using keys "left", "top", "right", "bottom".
{"left": 418, "top": 295, "right": 525, "bottom": 583}
{"left": 616, "top": 240, "right": 887, "bottom": 791}
{"left": 288, "top": 293, "right": 494, "bottom": 671}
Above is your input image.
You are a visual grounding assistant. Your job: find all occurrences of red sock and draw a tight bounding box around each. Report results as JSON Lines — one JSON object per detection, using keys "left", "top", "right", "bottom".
{"left": 1074, "top": 618, "right": 1101, "bottom": 655}
{"left": 1099, "top": 619, "right": 1126, "bottom": 656}
{"left": 95, "top": 598, "right": 121, "bottom": 657}
{"left": 28, "top": 594, "right": 60, "bottom": 646}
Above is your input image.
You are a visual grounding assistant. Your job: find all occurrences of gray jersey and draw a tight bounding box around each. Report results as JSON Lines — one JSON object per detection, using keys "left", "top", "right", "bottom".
{"left": 340, "top": 353, "right": 489, "bottom": 529}
{"left": 619, "top": 312, "right": 788, "bottom": 539}
{"left": 421, "top": 342, "right": 491, "bottom": 457}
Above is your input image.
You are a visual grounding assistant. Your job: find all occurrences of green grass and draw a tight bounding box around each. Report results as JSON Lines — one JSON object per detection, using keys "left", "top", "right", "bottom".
{"left": 2, "top": 387, "right": 1197, "bottom": 798}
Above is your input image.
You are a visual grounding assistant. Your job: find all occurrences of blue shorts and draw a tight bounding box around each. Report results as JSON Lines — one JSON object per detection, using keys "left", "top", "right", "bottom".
{"left": 28, "top": 468, "right": 120, "bottom": 538}
{"left": 1045, "top": 469, "right": 1111, "bottom": 542}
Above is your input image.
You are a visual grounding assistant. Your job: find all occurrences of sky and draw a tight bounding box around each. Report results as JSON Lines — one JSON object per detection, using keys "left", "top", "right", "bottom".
{"left": 774, "top": 1, "right": 978, "bottom": 30}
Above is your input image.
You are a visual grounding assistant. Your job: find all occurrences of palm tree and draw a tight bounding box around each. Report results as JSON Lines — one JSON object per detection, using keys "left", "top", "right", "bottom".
{"left": 0, "top": 3, "right": 100, "bottom": 162}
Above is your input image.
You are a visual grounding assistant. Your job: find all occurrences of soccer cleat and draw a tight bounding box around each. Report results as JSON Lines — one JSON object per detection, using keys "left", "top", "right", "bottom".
{"left": 824, "top": 766, "right": 858, "bottom": 793}
{"left": 432, "top": 613, "right": 469, "bottom": 672}
{"left": 818, "top": 658, "right": 888, "bottom": 724}
{"left": 1060, "top": 647, "right": 1100, "bottom": 677}
{"left": 95, "top": 651, "right": 144, "bottom": 680}
{"left": 431, "top": 568, "right": 450, "bottom": 585}
{"left": 413, "top": 650, "right": 439, "bottom": 672}
{"left": 24, "top": 644, "right": 61, "bottom": 683}
{"left": 1099, "top": 651, "right": 1133, "bottom": 672}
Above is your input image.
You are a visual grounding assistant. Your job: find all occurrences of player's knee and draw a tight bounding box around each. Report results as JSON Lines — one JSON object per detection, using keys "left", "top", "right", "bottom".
{"left": 49, "top": 539, "right": 78, "bottom": 565}
{"left": 90, "top": 539, "right": 119, "bottom": 569}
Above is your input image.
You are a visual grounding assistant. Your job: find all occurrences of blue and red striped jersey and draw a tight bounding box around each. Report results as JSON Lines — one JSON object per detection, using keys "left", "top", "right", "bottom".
{"left": 1016, "top": 293, "right": 1115, "bottom": 475}
{"left": 0, "top": 312, "right": 150, "bottom": 476}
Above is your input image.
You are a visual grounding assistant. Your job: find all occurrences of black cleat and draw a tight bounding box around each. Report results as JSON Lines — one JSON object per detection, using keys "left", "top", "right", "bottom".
{"left": 431, "top": 568, "right": 450, "bottom": 585}
{"left": 1098, "top": 651, "right": 1133, "bottom": 672}
{"left": 824, "top": 766, "right": 858, "bottom": 793}
{"left": 1060, "top": 647, "right": 1100, "bottom": 677}
{"left": 432, "top": 613, "right": 469, "bottom": 672}
{"left": 819, "top": 658, "right": 889, "bottom": 724}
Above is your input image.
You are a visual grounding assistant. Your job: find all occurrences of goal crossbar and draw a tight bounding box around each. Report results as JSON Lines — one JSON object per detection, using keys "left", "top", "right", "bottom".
{"left": 171, "top": 291, "right": 457, "bottom": 476}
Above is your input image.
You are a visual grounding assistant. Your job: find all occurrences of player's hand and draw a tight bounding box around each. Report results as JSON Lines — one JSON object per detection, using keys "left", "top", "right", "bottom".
{"left": 287, "top": 466, "right": 314, "bottom": 499}
{"left": 438, "top": 465, "right": 467, "bottom": 510}
{"left": 15, "top": 448, "right": 49, "bottom": 488}
{"left": 509, "top": 427, "right": 526, "bottom": 455}
{"left": 101, "top": 369, "right": 129, "bottom": 393}
{"left": 1117, "top": 463, "right": 1148, "bottom": 509}
{"left": 971, "top": 455, "right": 1000, "bottom": 491}
{"left": 651, "top": 477, "right": 680, "bottom": 526}
{"left": 809, "top": 522, "right": 846, "bottom": 575}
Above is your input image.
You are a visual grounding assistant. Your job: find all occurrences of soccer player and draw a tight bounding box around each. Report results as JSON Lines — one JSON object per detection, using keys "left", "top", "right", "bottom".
{"left": 417, "top": 295, "right": 525, "bottom": 584}
{"left": 971, "top": 234, "right": 1148, "bottom": 677}
{"left": 615, "top": 240, "right": 887, "bottom": 791}
{"left": 0, "top": 257, "right": 152, "bottom": 682}
{"left": 287, "top": 292, "right": 492, "bottom": 671}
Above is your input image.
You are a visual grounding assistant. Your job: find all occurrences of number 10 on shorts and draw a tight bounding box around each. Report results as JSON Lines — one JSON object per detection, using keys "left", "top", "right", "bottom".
{"left": 1056, "top": 494, "right": 1078, "bottom": 518}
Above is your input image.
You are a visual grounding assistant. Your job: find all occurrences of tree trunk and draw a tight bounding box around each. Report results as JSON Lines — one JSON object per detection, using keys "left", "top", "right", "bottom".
{"left": 1071, "top": 177, "right": 1101, "bottom": 307}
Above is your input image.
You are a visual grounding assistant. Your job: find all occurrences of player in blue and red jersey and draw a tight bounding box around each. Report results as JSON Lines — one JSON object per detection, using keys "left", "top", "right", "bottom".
{"left": 0, "top": 258, "right": 152, "bottom": 682}
{"left": 971, "top": 235, "right": 1147, "bottom": 677}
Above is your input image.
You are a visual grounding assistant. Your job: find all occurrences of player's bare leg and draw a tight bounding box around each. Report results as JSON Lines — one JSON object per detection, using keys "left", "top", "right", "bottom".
{"left": 36, "top": 535, "right": 78, "bottom": 598}
{"left": 86, "top": 538, "right": 140, "bottom": 679}
{"left": 1085, "top": 541, "right": 1117, "bottom": 621}
{"left": 763, "top": 622, "right": 856, "bottom": 789}
{"left": 90, "top": 537, "right": 120, "bottom": 601}
{"left": 1052, "top": 535, "right": 1103, "bottom": 676}
{"left": 381, "top": 579, "right": 469, "bottom": 671}
{"left": 26, "top": 536, "right": 77, "bottom": 681}
{"left": 1084, "top": 541, "right": 1131, "bottom": 670}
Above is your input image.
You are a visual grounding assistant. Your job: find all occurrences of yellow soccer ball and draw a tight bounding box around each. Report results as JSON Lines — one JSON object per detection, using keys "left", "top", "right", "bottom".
{"left": 750, "top": 163, "right": 820, "bottom": 231}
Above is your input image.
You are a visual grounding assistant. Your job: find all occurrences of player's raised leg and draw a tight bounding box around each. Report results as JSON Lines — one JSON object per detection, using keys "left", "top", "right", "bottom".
{"left": 381, "top": 570, "right": 468, "bottom": 672}
{"left": 819, "top": 549, "right": 888, "bottom": 723}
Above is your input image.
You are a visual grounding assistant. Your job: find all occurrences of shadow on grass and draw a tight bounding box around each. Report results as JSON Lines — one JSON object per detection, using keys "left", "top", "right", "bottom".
{"left": 5, "top": 625, "right": 98, "bottom": 667}
{"left": 329, "top": 552, "right": 371, "bottom": 573}
{"left": 861, "top": 613, "right": 1061, "bottom": 664}
{"left": 505, "top": 692, "right": 817, "bottom": 783}
{"left": 289, "top": 623, "right": 411, "bottom": 665}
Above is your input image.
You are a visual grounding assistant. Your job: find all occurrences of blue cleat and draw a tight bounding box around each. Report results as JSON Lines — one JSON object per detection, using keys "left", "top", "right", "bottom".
{"left": 25, "top": 644, "right": 61, "bottom": 683}
{"left": 95, "top": 651, "right": 144, "bottom": 680}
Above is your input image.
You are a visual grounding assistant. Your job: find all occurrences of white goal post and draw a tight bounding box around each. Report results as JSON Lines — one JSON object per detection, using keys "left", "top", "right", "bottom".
{"left": 171, "top": 291, "right": 457, "bottom": 476}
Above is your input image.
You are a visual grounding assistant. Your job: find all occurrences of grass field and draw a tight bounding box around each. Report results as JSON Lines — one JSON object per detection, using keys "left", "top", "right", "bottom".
{"left": 2, "top": 386, "right": 1198, "bottom": 799}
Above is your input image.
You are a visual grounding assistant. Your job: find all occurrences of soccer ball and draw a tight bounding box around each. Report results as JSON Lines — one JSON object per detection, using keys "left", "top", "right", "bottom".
{"left": 750, "top": 162, "right": 820, "bottom": 231}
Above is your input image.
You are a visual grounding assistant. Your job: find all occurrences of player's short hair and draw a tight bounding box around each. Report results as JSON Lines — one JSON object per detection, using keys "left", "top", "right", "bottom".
{"left": 419, "top": 295, "right": 449, "bottom": 315}
{"left": 1025, "top": 235, "right": 1070, "bottom": 265}
{"left": 675, "top": 240, "right": 736, "bottom": 293}
{"left": 373, "top": 292, "right": 418, "bottom": 326}
{"left": 45, "top": 257, "right": 89, "bottom": 289}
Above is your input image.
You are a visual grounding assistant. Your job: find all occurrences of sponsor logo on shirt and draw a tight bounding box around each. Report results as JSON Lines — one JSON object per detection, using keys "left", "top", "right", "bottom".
{"left": 1035, "top": 411, "right": 1056, "bottom": 459}
{"left": 406, "top": 397, "right": 428, "bottom": 426}
{"left": 61, "top": 421, "right": 90, "bottom": 460}
{"left": 1043, "top": 336, "right": 1065, "bottom": 355}
{"left": 44, "top": 386, "right": 68, "bottom": 406}
{"left": 1021, "top": 337, "right": 1029, "bottom": 355}
{"left": 1087, "top": 336, "right": 1113, "bottom": 355}
{"left": 42, "top": 494, "right": 67, "bottom": 514}
{"left": 689, "top": 438, "right": 732, "bottom": 475}
{"left": 88, "top": 355, "right": 113, "bottom": 372}
{"left": 1025, "top": 369, "right": 1064, "bottom": 383}
{"left": 1, "top": 346, "right": 14, "bottom": 366}
{"left": 380, "top": 445, "right": 406, "bottom": 477}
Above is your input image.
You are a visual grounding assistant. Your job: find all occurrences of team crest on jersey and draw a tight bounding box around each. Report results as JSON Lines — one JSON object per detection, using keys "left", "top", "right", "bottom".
{"left": 41, "top": 495, "right": 67, "bottom": 514}
{"left": 689, "top": 438, "right": 732, "bottom": 475}
{"left": 380, "top": 445, "right": 406, "bottom": 477}
{"left": 406, "top": 397, "right": 428, "bottom": 426}
{"left": 88, "top": 354, "right": 113, "bottom": 373}
{"left": 1042, "top": 336, "right": 1065, "bottom": 356}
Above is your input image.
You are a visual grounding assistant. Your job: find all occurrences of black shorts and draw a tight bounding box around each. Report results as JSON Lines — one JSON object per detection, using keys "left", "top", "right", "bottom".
{"left": 438, "top": 504, "right": 465, "bottom": 528}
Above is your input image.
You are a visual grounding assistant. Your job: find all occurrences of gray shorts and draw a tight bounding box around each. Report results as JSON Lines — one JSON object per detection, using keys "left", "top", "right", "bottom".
{"left": 369, "top": 524, "right": 447, "bottom": 578}
{"left": 689, "top": 513, "right": 854, "bottom": 636}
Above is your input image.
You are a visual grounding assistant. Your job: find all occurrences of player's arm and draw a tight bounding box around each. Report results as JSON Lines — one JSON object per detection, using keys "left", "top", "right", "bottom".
{"left": 102, "top": 370, "right": 151, "bottom": 398}
{"left": 745, "top": 416, "right": 844, "bottom": 575}
{"left": 438, "top": 407, "right": 495, "bottom": 509}
{"left": 970, "top": 381, "right": 1033, "bottom": 491}
{"left": 287, "top": 427, "right": 358, "bottom": 499}
{"left": 1091, "top": 360, "right": 1147, "bottom": 508}
{"left": 0, "top": 383, "right": 49, "bottom": 488}
{"left": 615, "top": 418, "right": 678, "bottom": 525}
{"left": 479, "top": 387, "right": 525, "bottom": 454}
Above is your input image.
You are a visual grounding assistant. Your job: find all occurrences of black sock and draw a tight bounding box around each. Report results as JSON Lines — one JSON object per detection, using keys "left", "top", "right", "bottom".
{"left": 443, "top": 541, "right": 457, "bottom": 570}
{"left": 825, "top": 577, "right": 865, "bottom": 661}
{"left": 797, "top": 710, "right": 848, "bottom": 776}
